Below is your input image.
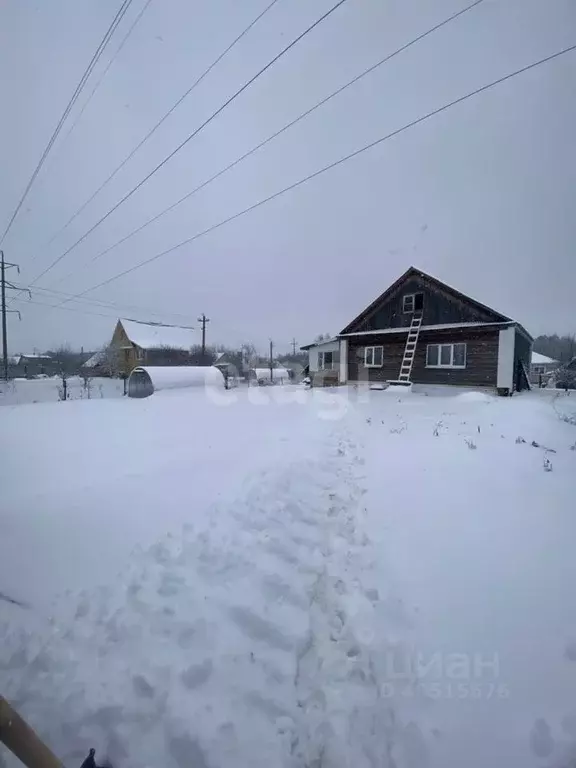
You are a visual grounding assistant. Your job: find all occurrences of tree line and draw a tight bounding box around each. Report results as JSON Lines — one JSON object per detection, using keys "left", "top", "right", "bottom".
{"left": 533, "top": 334, "right": 576, "bottom": 363}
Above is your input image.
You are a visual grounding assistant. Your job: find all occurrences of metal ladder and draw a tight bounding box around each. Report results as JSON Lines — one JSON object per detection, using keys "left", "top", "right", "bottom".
{"left": 397, "top": 313, "right": 423, "bottom": 383}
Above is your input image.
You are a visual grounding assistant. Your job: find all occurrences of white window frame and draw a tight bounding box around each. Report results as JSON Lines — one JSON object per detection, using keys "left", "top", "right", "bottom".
{"left": 136, "top": 346, "right": 145, "bottom": 361}
{"left": 318, "top": 351, "right": 334, "bottom": 370}
{"left": 426, "top": 343, "right": 467, "bottom": 369}
{"left": 364, "top": 346, "right": 383, "bottom": 368}
{"left": 402, "top": 292, "right": 423, "bottom": 314}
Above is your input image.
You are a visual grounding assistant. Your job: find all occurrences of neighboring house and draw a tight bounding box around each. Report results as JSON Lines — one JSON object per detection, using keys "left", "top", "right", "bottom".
{"left": 300, "top": 338, "right": 340, "bottom": 386}
{"left": 109, "top": 319, "right": 196, "bottom": 375}
{"left": 82, "top": 350, "right": 111, "bottom": 376}
{"left": 530, "top": 351, "right": 559, "bottom": 386}
{"left": 9, "top": 354, "right": 58, "bottom": 378}
{"left": 214, "top": 350, "right": 243, "bottom": 380}
{"left": 304, "top": 267, "right": 533, "bottom": 394}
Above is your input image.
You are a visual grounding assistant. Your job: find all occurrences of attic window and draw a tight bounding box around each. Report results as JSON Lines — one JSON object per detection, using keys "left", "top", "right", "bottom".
{"left": 403, "top": 293, "right": 424, "bottom": 313}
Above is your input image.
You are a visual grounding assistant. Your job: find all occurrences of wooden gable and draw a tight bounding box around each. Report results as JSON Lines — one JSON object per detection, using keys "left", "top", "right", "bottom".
{"left": 340, "top": 267, "right": 511, "bottom": 334}
{"left": 111, "top": 320, "right": 133, "bottom": 349}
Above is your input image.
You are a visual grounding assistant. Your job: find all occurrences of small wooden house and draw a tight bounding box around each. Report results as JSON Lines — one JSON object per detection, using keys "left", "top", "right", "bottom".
{"left": 109, "top": 319, "right": 196, "bottom": 375}
{"left": 304, "top": 267, "right": 533, "bottom": 394}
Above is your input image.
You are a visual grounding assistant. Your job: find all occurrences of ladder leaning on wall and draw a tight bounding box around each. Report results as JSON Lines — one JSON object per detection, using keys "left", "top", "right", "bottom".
{"left": 387, "top": 313, "right": 423, "bottom": 386}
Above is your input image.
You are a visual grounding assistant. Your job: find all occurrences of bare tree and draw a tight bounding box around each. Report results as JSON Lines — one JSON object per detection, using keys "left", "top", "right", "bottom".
{"left": 57, "top": 370, "right": 68, "bottom": 401}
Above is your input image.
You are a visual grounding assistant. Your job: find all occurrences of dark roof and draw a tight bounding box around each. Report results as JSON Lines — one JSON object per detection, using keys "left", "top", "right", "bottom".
{"left": 340, "top": 266, "right": 514, "bottom": 335}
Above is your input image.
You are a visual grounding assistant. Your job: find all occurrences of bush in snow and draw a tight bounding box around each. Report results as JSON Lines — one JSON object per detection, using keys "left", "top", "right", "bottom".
{"left": 465, "top": 438, "right": 477, "bottom": 450}
{"left": 543, "top": 457, "right": 553, "bottom": 472}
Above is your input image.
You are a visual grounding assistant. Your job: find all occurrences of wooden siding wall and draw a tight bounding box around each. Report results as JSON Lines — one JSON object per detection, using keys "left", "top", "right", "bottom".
{"left": 110, "top": 322, "right": 139, "bottom": 375}
{"left": 356, "top": 277, "right": 502, "bottom": 332}
{"left": 347, "top": 329, "right": 500, "bottom": 387}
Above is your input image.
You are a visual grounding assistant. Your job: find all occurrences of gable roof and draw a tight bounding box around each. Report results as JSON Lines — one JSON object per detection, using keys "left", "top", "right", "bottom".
{"left": 120, "top": 319, "right": 196, "bottom": 351}
{"left": 340, "top": 266, "right": 512, "bottom": 335}
{"left": 531, "top": 352, "right": 558, "bottom": 365}
{"left": 83, "top": 350, "right": 106, "bottom": 368}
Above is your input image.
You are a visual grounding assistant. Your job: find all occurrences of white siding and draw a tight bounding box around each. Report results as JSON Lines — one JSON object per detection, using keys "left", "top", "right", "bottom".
{"left": 339, "top": 339, "right": 348, "bottom": 383}
{"left": 307, "top": 339, "right": 339, "bottom": 372}
{"left": 497, "top": 327, "right": 515, "bottom": 390}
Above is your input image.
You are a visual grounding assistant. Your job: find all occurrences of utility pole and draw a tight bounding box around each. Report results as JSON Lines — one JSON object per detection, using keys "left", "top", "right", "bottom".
{"left": 269, "top": 339, "right": 274, "bottom": 383}
{"left": 197, "top": 313, "right": 210, "bottom": 364}
{"left": 1, "top": 251, "right": 22, "bottom": 381}
{"left": 291, "top": 338, "right": 298, "bottom": 356}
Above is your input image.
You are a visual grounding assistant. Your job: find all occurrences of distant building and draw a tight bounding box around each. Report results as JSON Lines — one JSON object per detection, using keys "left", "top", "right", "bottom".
{"left": 300, "top": 338, "right": 340, "bottom": 387}
{"left": 9, "top": 354, "right": 57, "bottom": 378}
{"left": 81, "top": 350, "right": 110, "bottom": 376}
{"left": 530, "top": 351, "right": 559, "bottom": 386}
{"left": 109, "top": 319, "right": 196, "bottom": 375}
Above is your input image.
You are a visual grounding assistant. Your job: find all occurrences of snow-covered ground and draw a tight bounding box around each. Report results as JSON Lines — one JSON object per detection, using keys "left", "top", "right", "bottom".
{"left": 0, "top": 376, "right": 124, "bottom": 406}
{"left": 1, "top": 385, "right": 575, "bottom": 768}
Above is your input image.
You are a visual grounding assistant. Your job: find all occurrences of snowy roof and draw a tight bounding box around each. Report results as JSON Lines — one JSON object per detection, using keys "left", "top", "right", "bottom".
{"left": 300, "top": 338, "right": 339, "bottom": 350}
{"left": 531, "top": 352, "right": 557, "bottom": 365}
{"left": 121, "top": 319, "right": 196, "bottom": 351}
{"left": 83, "top": 351, "right": 106, "bottom": 368}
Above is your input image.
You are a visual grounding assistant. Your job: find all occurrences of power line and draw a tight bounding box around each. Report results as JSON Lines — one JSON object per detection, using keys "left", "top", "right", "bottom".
{"left": 10, "top": 295, "right": 194, "bottom": 326}
{"left": 56, "top": 0, "right": 155, "bottom": 156}
{"left": 11, "top": 283, "right": 193, "bottom": 321}
{"left": 35, "top": 0, "right": 281, "bottom": 261}
{"left": 50, "top": 43, "right": 575, "bottom": 305}
{"left": 49, "top": 0, "right": 485, "bottom": 285}
{"left": 0, "top": 0, "right": 135, "bottom": 247}
{"left": 26, "top": 0, "right": 349, "bottom": 288}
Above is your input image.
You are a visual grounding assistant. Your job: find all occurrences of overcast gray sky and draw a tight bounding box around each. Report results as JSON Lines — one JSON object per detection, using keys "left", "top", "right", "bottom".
{"left": 1, "top": 0, "right": 574, "bottom": 356}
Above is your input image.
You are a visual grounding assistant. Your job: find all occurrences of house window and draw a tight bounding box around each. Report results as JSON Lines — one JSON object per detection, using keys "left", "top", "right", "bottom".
{"left": 403, "top": 293, "right": 424, "bottom": 314}
{"left": 426, "top": 343, "right": 467, "bottom": 368}
{"left": 364, "top": 346, "right": 383, "bottom": 367}
{"left": 532, "top": 365, "right": 545, "bottom": 375}
{"left": 318, "top": 351, "right": 333, "bottom": 370}
{"left": 136, "top": 347, "right": 145, "bottom": 362}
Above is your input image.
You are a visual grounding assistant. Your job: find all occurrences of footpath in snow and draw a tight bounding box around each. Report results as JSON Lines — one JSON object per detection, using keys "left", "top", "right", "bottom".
{"left": 0, "top": 387, "right": 424, "bottom": 768}
{"left": 1, "top": 385, "right": 576, "bottom": 768}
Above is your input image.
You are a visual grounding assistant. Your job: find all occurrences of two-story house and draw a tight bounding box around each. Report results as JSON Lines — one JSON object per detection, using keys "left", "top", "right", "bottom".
{"left": 305, "top": 267, "right": 532, "bottom": 394}
{"left": 110, "top": 319, "right": 196, "bottom": 376}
